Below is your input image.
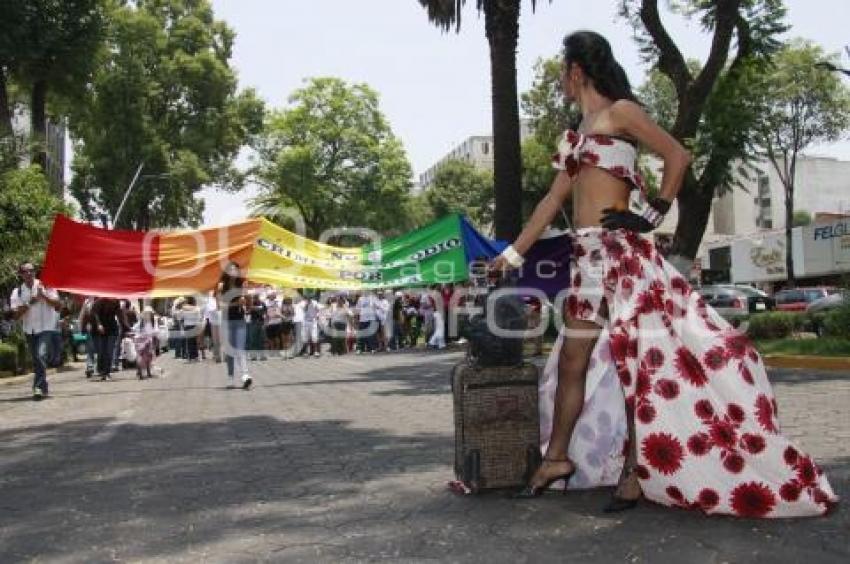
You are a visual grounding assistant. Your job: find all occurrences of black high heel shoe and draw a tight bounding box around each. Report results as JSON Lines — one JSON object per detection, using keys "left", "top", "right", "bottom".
{"left": 513, "top": 457, "right": 575, "bottom": 499}
{"left": 603, "top": 464, "right": 642, "bottom": 513}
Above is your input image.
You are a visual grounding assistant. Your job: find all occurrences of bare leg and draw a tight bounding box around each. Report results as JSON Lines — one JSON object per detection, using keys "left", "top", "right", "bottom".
{"left": 527, "top": 314, "right": 602, "bottom": 488}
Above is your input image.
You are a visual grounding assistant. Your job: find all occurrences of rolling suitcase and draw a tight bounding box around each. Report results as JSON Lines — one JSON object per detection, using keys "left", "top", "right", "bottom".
{"left": 452, "top": 361, "right": 541, "bottom": 492}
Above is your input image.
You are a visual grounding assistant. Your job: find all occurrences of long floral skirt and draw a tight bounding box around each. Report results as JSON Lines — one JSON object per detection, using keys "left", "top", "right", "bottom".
{"left": 538, "top": 227, "right": 837, "bottom": 517}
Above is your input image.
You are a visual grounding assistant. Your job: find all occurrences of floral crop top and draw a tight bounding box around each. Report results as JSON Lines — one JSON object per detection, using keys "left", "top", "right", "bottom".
{"left": 551, "top": 129, "right": 646, "bottom": 194}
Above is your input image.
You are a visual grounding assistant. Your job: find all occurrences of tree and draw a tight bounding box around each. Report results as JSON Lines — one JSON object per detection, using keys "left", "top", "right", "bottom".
{"left": 521, "top": 56, "right": 579, "bottom": 148}
{"left": 69, "top": 0, "right": 264, "bottom": 230}
{"left": 0, "top": 0, "right": 107, "bottom": 169}
{"left": 619, "top": 0, "right": 787, "bottom": 274}
{"left": 417, "top": 0, "right": 548, "bottom": 241}
{"left": 792, "top": 210, "right": 812, "bottom": 228}
{"left": 424, "top": 159, "right": 494, "bottom": 230}
{"left": 0, "top": 166, "right": 72, "bottom": 292}
{"left": 252, "top": 77, "right": 414, "bottom": 239}
{"left": 757, "top": 40, "right": 850, "bottom": 286}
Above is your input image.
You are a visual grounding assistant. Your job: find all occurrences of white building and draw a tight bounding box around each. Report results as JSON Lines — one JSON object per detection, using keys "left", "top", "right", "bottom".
{"left": 694, "top": 155, "right": 850, "bottom": 286}
{"left": 418, "top": 119, "right": 534, "bottom": 190}
{"left": 11, "top": 108, "right": 66, "bottom": 197}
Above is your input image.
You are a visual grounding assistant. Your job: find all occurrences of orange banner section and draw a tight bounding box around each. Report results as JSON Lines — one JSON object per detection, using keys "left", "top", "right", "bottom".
{"left": 151, "top": 219, "right": 261, "bottom": 296}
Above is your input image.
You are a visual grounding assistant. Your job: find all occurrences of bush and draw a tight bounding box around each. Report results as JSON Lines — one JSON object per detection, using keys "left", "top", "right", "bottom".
{"left": 0, "top": 342, "right": 18, "bottom": 374}
{"left": 822, "top": 301, "right": 850, "bottom": 339}
{"left": 746, "top": 312, "right": 806, "bottom": 340}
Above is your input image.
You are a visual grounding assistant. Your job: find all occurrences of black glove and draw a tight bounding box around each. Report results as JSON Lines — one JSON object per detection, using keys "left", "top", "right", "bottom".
{"left": 601, "top": 197, "right": 671, "bottom": 233}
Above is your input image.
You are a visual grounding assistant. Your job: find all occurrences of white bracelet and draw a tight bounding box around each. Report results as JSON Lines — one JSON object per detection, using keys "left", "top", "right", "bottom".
{"left": 501, "top": 245, "right": 525, "bottom": 268}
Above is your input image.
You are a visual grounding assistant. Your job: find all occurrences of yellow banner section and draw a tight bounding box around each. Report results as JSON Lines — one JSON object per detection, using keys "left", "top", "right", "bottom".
{"left": 246, "top": 219, "right": 365, "bottom": 289}
{"left": 151, "top": 219, "right": 261, "bottom": 297}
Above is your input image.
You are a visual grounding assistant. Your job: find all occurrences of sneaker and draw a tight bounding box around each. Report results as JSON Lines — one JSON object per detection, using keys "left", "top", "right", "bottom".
{"left": 85, "top": 369, "right": 94, "bottom": 378}
{"left": 101, "top": 375, "right": 113, "bottom": 382}
{"left": 241, "top": 374, "right": 253, "bottom": 390}
{"left": 32, "top": 388, "right": 43, "bottom": 401}
{"left": 313, "top": 352, "right": 321, "bottom": 357}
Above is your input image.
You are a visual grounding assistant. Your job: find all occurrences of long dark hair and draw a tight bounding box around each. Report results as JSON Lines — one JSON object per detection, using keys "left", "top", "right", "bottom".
{"left": 563, "top": 31, "right": 638, "bottom": 105}
{"left": 219, "top": 261, "right": 244, "bottom": 293}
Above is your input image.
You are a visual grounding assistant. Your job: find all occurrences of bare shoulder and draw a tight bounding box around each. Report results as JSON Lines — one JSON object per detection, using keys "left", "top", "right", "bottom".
{"left": 608, "top": 99, "right": 647, "bottom": 125}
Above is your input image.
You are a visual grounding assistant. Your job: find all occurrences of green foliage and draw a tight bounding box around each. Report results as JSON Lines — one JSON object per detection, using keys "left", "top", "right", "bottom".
{"left": 0, "top": 342, "right": 17, "bottom": 374}
{"left": 424, "top": 160, "right": 493, "bottom": 231}
{"left": 69, "top": 0, "right": 265, "bottom": 230}
{"left": 521, "top": 57, "right": 579, "bottom": 147}
{"left": 755, "top": 338, "right": 850, "bottom": 358}
{"left": 252, "top": 77, "right": 413, "bottom": 239}
{"left": 746, "top": 311, "right": 806, "bottom": 340}
{"left": 0, "top": 0, "right": 107, "bottom": 129}
{"left": 759, "top": 40, "right": 850, "bottom": 165}
{"left": 792, "top": 210, "right": 812, "bottom": 227}
{"left": 0, "top": 166, "right": 71, "bottom": 290}
{"left": 822, "top": 300, "right": 850, "bottom": 340}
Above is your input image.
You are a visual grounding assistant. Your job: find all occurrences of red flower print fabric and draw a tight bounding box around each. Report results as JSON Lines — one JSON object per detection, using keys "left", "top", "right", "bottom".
{"left": 540, "top": 227, "right": 837, "bottom": 517}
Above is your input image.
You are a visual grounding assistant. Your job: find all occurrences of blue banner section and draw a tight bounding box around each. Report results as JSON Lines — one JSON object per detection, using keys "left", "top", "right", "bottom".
{"left": 459, "top": 216, "right": 571, "bottom": 299}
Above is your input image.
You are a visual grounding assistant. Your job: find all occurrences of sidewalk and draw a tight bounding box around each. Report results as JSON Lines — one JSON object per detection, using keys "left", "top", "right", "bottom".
{"left": 0, "top": 350, "right": 847, "bottom": 562}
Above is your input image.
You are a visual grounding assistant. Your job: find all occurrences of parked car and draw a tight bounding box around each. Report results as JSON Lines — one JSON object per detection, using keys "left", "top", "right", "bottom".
{"left": 773, "top": 287, "right": 840, "bottom": 312}
{"left": 696, "top": 285, "right": 775, "bottom": 325}
{"left": 806, "top": 289, "right": 849, "bottom": 314}
{"left": 69, "top": 319, "right": 89, "bottom": 361}
{"left": 807, "top": 290, "right": 848, "bottom": 337}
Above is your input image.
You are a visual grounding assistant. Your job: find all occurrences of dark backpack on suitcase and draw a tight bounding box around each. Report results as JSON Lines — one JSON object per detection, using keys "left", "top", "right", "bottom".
{"left": 452, "top": 362, "right": 541, "bottom": 492}
{"left": 465, "top": 279, "right": 527, "bottom": 368}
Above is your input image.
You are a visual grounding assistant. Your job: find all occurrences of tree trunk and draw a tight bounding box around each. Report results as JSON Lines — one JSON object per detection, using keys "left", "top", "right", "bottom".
{"left": 0, "top": 67, "right": 13, "bottom": 138}
{"left": 785, "top": 188, "right": 795, "bottom": 288}
{"left": 30, "top": 79, "right": 48, "bottom": 172}
{"left": 668, "top": 173, "right": 714, "bottom": 276}
{"left": 485, "top": 0, "right": 523, "bottom": 242}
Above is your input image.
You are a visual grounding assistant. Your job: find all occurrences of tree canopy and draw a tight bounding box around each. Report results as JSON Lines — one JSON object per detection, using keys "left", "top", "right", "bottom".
{"left": 251, "top": 77, "right": 414, "bottom": 240}
{"left": 69, "top": 0, "right": 264, "bottom": 230}
{"left": 619, "top": 0, "right": 788, "bottom": 271}
{"left": 757, "top": 39, "right": 850, "bottom": 285}
{"left": 0, "top": 166, "right": 72, "bottom": 291}
{"left": 424, "top": 159, "right": 494, "bottom": 230}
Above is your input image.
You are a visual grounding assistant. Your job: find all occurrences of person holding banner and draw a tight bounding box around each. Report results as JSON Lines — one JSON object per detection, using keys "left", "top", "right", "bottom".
{"left": 491, "top": 30, "right": 836, "bottom": 517}
{"left": 217, "top": 262, "right": 252, "bottom": 390}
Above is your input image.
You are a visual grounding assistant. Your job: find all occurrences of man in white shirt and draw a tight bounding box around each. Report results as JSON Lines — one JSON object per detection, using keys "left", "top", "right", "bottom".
{"left": 302, "top": 295, "right": 321, "bottom": 357}
{"left": 375, "top": 291, "right": 391, "bottom": 352}
{"left": 9, "top": 263, "right": 60, "bottom": 399}
{"left": 202, "top": 292, "right": 221, "bottom": 362}
{"left": 292, "top": 292, "right": 305, "bottom": 356}
{"left": 356, "top": 292, "right": 378, "bottom": 353}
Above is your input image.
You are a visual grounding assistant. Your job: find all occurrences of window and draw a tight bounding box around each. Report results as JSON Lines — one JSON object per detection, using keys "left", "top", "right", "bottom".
{"left": 482, "top": 142, "right": 489, "bottom": 155}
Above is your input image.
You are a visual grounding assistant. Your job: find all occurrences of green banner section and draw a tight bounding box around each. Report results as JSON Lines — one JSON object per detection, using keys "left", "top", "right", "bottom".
{"left": 359, "top": 214, "right": 468, "bottom": 288}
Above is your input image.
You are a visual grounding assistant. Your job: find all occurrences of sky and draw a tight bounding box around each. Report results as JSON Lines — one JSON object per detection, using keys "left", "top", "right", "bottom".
{"left": 200, "top": 0, "right": 850, "bottom": 226}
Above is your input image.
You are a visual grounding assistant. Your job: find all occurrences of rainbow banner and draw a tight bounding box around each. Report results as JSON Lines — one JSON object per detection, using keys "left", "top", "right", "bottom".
{"left": 40, "top": 214, "right": 479, "bottom": 297}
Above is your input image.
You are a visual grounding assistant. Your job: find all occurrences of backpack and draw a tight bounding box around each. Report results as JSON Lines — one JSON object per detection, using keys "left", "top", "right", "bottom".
{"left": 465, "top": 277, "right": 527, "bottom": 367}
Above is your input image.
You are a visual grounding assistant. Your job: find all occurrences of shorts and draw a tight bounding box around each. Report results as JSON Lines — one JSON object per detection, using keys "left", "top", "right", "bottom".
{"left": 302, "top": 321, "right": 319, "bottom": 343}
{"left": 281, "top": 321, "right": 294, "bottom": 336}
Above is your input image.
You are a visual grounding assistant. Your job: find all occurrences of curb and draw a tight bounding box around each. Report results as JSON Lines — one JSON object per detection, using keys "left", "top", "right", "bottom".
{"left": 0, "top": 363, "right": 84, "bottom": 387}
{"left": 763, "top": 354, "right": 850, "bottom": 371}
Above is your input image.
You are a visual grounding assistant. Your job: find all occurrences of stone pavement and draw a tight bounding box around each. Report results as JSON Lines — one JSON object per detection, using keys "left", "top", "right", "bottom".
{"left": 0, "top": 349, "right": 847, "bottom": 563}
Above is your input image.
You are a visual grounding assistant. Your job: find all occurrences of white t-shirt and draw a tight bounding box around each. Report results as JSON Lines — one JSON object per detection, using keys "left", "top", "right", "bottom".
{"left": 293, "top": 301, "right": 305, "bottom": 323}
{"left": 357, "top": 295, "right": 377, "bottom": 322}
{"left": 9, "top": 280, "right": 59, "bottom": 335}
{"left": 303, "top": 300, "right": 320, "bottom": 323}
{"left": 203, "top": 296, "right": 220, "bottom": 325}
{"left": 376, "top": 298, "right": 390, "bottom": 322}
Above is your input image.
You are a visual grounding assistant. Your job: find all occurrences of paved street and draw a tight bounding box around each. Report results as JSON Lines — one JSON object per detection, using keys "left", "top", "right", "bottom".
{"left": 0, "top": 349, "right": 848, "bottom": 563}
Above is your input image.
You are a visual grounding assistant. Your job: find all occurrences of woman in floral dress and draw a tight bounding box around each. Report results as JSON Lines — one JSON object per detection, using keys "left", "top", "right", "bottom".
{"left": 491, "top": 31, "right": 836, "bottom": 517}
